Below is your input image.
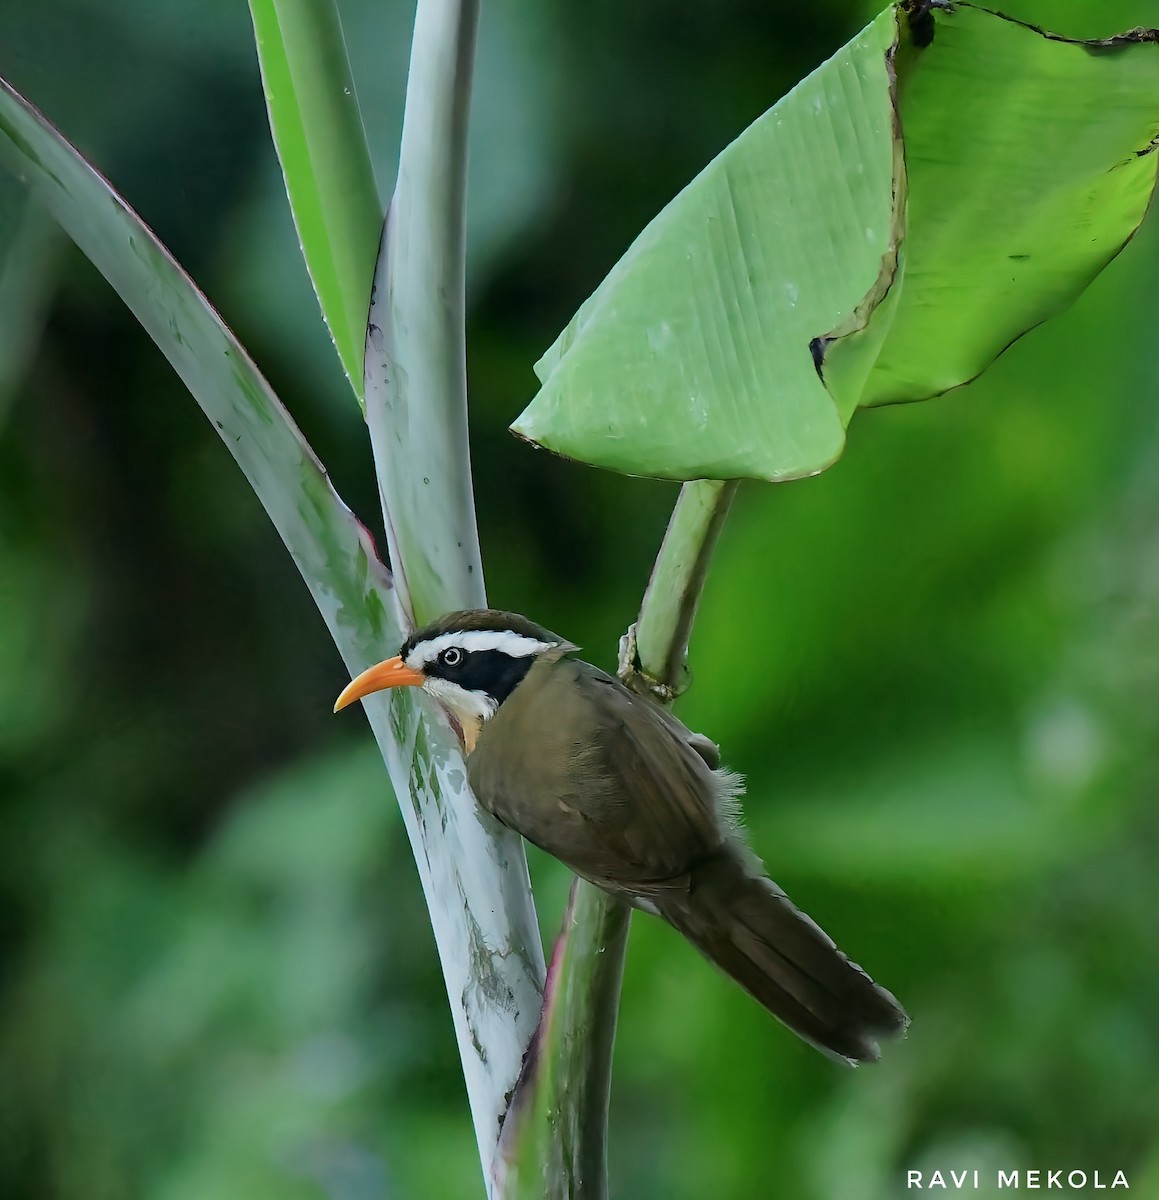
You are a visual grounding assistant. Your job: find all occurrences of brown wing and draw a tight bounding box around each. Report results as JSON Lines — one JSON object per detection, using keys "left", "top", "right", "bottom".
{"left": 468, "top": 657, "right": 724, "bottom": 896}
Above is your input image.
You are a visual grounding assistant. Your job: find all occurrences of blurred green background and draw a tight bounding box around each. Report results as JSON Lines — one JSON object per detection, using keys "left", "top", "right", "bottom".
{"left": 2, "top": 1, "right": 1159, "bottom": 1197}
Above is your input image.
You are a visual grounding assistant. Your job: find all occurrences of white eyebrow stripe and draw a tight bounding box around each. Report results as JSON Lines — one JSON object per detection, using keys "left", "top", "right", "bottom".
{"left": 406, "top": 629, "right": 556, "bottom": 669}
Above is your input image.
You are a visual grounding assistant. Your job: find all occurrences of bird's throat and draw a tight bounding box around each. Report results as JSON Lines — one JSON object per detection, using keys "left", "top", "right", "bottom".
{"left": 459, "top": 713, "right": 483, "bottom": 755}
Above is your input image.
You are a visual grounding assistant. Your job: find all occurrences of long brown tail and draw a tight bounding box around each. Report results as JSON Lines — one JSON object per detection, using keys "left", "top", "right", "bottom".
{"left": 654, "top": 849, "right": 907, "bottom": 1063}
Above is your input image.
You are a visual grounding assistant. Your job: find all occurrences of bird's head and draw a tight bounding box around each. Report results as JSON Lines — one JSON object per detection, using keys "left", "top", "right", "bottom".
{"left": 333, "top": 609, "right": 576, "bottom": 751}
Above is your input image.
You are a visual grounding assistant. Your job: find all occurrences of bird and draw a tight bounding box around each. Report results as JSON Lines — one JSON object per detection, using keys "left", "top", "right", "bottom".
{"left": 334, "top": 608, "right": 907, "bottom": 1063}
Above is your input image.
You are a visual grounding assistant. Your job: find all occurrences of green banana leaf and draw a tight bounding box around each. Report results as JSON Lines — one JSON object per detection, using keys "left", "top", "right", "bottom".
{"left": 514, "top": 3, "right": 1159, "bottom": 482}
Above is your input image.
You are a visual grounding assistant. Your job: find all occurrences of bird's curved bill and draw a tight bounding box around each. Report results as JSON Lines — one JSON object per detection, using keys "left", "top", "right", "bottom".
{"left": 333, "top": 656, "right": 424, "bottom": 712}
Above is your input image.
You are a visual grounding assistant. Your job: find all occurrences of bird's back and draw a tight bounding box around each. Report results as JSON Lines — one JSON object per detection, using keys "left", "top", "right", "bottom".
{"left": 468, "top": 650, "right": 908, "bottom": 1061}
{"left": 469, "top": 656, "right": 723, "bottom": 895}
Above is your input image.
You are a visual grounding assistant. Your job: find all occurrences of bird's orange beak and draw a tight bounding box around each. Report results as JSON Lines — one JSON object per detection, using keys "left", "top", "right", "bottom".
{"left": 333, "top": 656, "right": 425, "bottom": 712}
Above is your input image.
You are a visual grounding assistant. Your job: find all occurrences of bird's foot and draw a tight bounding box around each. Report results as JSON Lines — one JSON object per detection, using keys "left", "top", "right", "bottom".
{"left": 617, "top": 622, "right": 690, "bottom": 702}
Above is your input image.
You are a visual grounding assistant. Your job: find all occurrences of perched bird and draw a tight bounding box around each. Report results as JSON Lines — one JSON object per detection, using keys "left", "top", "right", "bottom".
{"left": 335, "top": 609, "right": 907, "bottom": 1063}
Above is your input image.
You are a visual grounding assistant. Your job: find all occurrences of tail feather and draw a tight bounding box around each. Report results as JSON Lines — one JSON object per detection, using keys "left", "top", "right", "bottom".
{"left": 654, "top": 849, "right": 907, "bottom": 1063}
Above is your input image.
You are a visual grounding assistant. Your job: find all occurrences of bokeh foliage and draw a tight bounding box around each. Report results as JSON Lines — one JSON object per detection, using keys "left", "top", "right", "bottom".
{"left": 2, "top": 1, "right": 1159, "bottom": 1198}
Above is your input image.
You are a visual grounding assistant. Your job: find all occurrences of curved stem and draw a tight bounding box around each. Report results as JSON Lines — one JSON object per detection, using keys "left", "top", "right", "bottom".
{"left": 626, "top": 479, "right": 740, "bottom": 699}
{"left": 497, "top": 478, "right": 740, "bottom": 1198}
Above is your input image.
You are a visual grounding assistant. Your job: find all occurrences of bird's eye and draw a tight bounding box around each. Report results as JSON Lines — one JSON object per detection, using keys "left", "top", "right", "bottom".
{"left": 438, "top": 647, "right": 464, "bottom": 668}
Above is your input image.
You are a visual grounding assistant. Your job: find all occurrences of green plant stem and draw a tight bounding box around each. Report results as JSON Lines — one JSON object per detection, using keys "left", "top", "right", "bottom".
{"left": 364, "top": 0, "right": 484, "bottom": 624}
{"left": 257, "top": 0, "right": 544, "bottom": 1181}
{"left": 552, "top": 880, "right": 632, "bottom": 1192}
{"left": 497, "top": 478, "right": 739, "bottom": 1199}
{"left": 559, "top": 883, "right": 628, "bottom": 1190}
{"left": 494, "top": 880, "right": 631, "bottom": 1200}
{"left": 560, "top": 478, "right": 738, "bottom": 1191}
{"left": 629, "top": 479, "right": 740, "bottom": 698}
{"left": 359, "top": 0, "right": 546, "bottom": 1190}
{"left": 537, "top": 881, "right": 631, "bottom": 1199}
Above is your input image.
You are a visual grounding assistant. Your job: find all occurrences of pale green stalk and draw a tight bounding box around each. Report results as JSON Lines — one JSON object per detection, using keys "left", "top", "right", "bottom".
{"left": 364, "top": 0, "right": 484, "bottom": 623}
{"left": 360, "top": 0, "right": 546, "bottom": 1188}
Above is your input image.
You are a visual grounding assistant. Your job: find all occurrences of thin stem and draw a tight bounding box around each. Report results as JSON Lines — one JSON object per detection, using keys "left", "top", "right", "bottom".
{"left": 552, "top": 882, "right": 632, "bottom": 1192}
{"left": 497, "top": 478, "right": 739, "bottom": 1198}
{"left": 495, "top": 882, "right": 631, "bottom": 1199}
{"left": 628, "top": 478, "right": 740, "bottom": 697}
{"left": 559, "top": 892, "right": 628, "bottom": 1180}
{"left": 549, "top": 878, "right": 628, "bottom": 1195}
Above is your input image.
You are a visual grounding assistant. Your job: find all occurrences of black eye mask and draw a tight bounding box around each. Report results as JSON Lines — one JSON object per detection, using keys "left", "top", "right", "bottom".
{"left": 423, "top": 649, "right": 536, "bottom": 707}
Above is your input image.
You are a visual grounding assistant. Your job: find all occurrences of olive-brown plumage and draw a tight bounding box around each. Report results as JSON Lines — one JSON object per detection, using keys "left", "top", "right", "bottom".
{"left": 336, "top": 609, "right": 907, "bottom": 1063}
